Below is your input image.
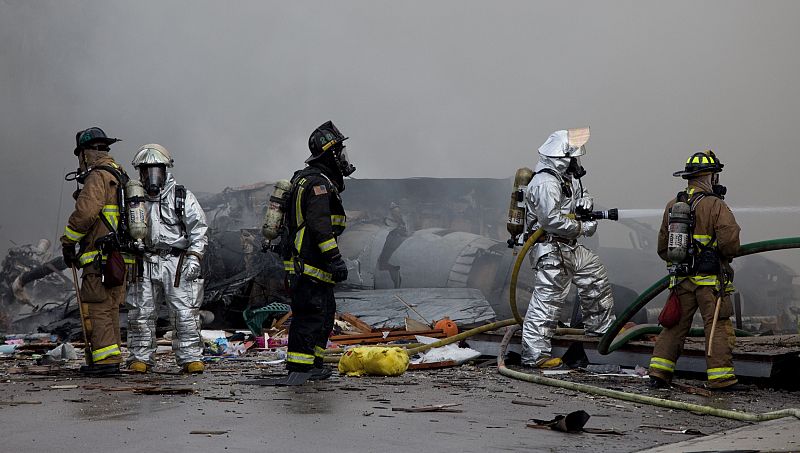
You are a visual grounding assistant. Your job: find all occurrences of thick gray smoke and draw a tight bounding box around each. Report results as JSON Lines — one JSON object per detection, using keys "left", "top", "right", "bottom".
{"left": 1, "top": 1, "right": 799, "bottom": 273}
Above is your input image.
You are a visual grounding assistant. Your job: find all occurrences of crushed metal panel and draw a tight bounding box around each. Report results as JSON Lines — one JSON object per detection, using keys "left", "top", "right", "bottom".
{"left": 335, "top": 288, "right": 496, "bottom": 329}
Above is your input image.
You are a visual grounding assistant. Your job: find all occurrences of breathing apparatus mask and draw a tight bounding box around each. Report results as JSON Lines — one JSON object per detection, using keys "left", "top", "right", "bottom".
{"left": 139, "top": 165, "right": 167, "bottom": 196}
{"left": 333, "top": 145, "right": 356, "bottom": 177}
{"left": 566, "top": 153, "right": 587, "bottom": 179}
{"left": 711, "top": 172, "right": 727, "bottom": 198}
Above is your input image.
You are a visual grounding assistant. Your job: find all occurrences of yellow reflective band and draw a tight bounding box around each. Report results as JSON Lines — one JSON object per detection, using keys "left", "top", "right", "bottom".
{"left": 283, "top": 260, "right": 294, "bottom": 271}
{"left": 693, "top": 234, "right": 713, "bottom": 245}
{"left": 650, "top": 357, "right": 675, "bottom": 372}
{"left": 295, "top": 180, "right": 306, "bottom": 226}
{"left": 302, "top": 263, "right": 334, "bottom": 284}
{"left": 79, "top": 250, "right": 100, "bottom": 266}
{"left": 102, "top": 204, "right": 120, "bottom": 230}
{"left": 294, "top": 226, "right": 306, "bottom": 254}
{"left": 690, "top": 274, "right": 718, "bottom": 286}
{"left": 314, "top": 346, "right": 326, "bottom": 358}
{"left": 64, "top": 226, "right": 86, "bottom": 242}
{"left": 707, "top": 367, "right": 735, "bottom": 380}
{"left": 686, "top": 187, "right": 695, "bottom": 195}
{"left": 287, "top": 352, "right": 315, "bottom": 365}
{"left": 650, "top": 363, "right": 674, "bottom": 372}
{"left": 318, "top": 238, "right": 338, "bottom": 253}
{"left": 92, "top": 344, "right": 121, "bottom": 361}
{"left": 331, "top": 215, "right": 346, "bottom": 227}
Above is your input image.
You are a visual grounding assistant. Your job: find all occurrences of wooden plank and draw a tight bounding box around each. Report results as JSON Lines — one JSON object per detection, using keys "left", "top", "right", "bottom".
{"left": 333, "top": 333, "right": 446, "bottom": 346}
{"left": 273, "top": 311, "right": 292, "bottom": 329}
{"left": 330, "top": 329, "right": 444, "bottom": 342}
{"left": 407, "top": 360, "right": 457, "bottom": 371}
{"left": 339, "top": 313, "right": 374, "bottom": 334}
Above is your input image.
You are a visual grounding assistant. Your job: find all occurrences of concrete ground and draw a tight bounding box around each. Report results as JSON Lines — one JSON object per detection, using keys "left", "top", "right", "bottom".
{"left": 3, "top": 353, "right": 797, "bottom": 453}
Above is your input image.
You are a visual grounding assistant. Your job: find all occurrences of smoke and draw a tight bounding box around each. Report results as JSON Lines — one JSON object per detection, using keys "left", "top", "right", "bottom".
{"left": 1, "top": 1, "right": 800, "bottom": 274}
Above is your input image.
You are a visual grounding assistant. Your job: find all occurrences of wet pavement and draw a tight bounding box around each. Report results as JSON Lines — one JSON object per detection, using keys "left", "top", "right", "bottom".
{"left": 3, "top": 354, "right": 797, "bottom": 452}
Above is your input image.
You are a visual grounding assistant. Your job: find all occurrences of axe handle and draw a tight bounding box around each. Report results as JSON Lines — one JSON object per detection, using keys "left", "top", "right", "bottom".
{"left": 707, "top": 295, "right": 723, "bottom": 357}
{"left": 71, "top": 266, "right": 93, "bottom": 365}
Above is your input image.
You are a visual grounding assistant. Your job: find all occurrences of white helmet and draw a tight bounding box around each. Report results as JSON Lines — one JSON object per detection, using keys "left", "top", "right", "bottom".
{"left": 538, "top": 127, "right": 590, "bottom": 158}
{"left": 132, "top": 144, "right": 174, "bottom": 168}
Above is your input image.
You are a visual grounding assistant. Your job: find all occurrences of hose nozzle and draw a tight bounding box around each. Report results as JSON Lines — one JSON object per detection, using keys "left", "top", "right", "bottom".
{"left": 576, "top": 207, "right": 618, "bottom": 221}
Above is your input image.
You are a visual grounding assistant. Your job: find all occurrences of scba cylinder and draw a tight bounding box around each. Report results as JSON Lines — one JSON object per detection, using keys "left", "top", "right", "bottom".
{"left": 667, "top": 201, "right": 691, "bottom": 263}
{"left": 262, "top": 179, "right": 293, "bottom": 241}
{"left": 507, "top": 167, "right": 534, "bottom": 240}
{"left": 125, "top": 179, "right": 147, "bottom": 244}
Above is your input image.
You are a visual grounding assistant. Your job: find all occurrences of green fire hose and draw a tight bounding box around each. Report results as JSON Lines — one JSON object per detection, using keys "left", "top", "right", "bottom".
{"left": 598, "top": 237, "right": 800, "bottom": 355}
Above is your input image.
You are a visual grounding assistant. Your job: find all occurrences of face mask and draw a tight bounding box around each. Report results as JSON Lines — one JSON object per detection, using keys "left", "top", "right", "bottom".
{"left": 567, "top": 157, "right": 587, "bottom": 179}
{"left": 711, "top": 173, "right": 727, "bottom": 198}
{"left": 335, "top": 148, "right": 356, "bottom": 177}
{"left": 140, "top": 166, "right": 166, "bottom": 196}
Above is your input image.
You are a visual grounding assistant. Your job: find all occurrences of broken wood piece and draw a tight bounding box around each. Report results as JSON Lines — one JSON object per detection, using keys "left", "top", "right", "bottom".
{"left": 0, "top": 400, "right": 42, "bottom": 405}
{"left": 392, "top": 403, "right": 462, "bottom": 413}
{"left": 272, "top": 311, "right": 293, "bottom": 329}
{"left": 189, "top": 430, "right": 228, "bottom": 435}
{"left": 511, "top": 399, "right": 547, "bottom": 407}
{"left": 407, "top": 360, "right": 457, "bottom": 371}
{"left": 48, "top": 384, "right": 79, "bottom": 389}
{"left": 339, "top": 313, "right": 374, "bottom": 333}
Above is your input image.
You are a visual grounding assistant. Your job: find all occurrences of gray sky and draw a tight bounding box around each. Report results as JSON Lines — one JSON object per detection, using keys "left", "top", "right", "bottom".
{"left": 1, "top": 0, "right": 799, "bottom": 271}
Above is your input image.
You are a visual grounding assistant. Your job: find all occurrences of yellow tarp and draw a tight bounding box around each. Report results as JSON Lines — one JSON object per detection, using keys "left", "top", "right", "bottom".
{"left": 338, "top": 346, "right": 409, "bottom": 377}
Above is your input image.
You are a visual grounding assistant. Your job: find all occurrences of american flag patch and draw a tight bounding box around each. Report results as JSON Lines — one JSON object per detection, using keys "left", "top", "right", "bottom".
{"left": 313, "top": 185, "right": 328, "bottom": 195}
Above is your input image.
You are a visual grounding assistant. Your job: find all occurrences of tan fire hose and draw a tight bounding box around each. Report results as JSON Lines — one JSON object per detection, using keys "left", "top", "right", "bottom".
{"left": 70, "top": 265, "right": 93, "bottom": 365}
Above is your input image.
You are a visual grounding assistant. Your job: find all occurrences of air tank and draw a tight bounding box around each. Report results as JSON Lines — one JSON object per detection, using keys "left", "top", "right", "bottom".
{"left": 125, "top": 179, "right": 147, "bottom": 247}
{"left": 262, "top": 180, "right": 293, "bottom": 241}
{"left": 667, "top": 201, "right": 692, "bottom": 263}
{"left": 506, "top": 167, "right": 534, "bottom": 244}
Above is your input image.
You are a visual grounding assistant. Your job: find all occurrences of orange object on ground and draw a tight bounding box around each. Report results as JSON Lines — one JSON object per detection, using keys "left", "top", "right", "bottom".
{"left": 435, "top": 318, "right": 459, "bottom": 337}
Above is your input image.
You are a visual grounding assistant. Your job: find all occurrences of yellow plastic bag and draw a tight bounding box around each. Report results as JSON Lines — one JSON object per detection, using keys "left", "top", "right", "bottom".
{"left": 338, "top": 346, "right": 409, "bottom": 377}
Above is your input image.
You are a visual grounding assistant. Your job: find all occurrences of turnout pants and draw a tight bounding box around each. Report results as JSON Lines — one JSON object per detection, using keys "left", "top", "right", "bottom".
{"left": 126, "top": 254, "right": 204, "bottom": 366}
{"left": 80, "top": 263, "right": 125, "bottom": 365}
{"left": 649, "top": 280, "right": 737, "bottom": 387}
{"left": 286, "top": 276, "right": 336, "bottom": 371}
{"left": 521, "top": 244, "right": 616, "bottom": 365}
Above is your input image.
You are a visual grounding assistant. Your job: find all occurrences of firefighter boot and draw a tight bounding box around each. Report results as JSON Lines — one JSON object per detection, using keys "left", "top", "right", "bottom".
{"left": 182, "top": 361, "right": 205, "bottom": 374}
{"left": 308, "top": 366, "right": 333, "bottom": 381}
{"left": 79, "top": 363, "right": 120, "bottom": 376}
{"left": 128, "top": 361, "right": 150, "bottom": 374}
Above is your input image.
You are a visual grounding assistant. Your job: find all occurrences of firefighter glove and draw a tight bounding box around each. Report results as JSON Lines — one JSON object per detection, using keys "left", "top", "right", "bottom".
{"left": 330, "top": 254, "right": 348, "bottom": 282}
{"left": 576, "top": 197, "right": 593, "bottom": 211}
{"left": 62, "top": 244, "right": 78, "bottom": 267}
{"left": 581, "top": 220, "right": 598, "bottom": 237}
{"left": 182, "top": 255, "right": 202, "bottom": 281}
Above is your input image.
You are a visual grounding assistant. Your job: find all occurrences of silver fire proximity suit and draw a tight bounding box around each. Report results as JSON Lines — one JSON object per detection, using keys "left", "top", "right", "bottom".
{"left": 126, "top": 174, "right": 208, "bottom": 366}
{"left": 521, "top": 130, "right": 615, "bottom": 366}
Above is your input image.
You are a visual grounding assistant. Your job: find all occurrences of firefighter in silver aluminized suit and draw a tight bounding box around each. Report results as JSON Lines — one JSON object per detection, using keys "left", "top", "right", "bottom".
{"left": 126, "top": 144, "right": 208, "bottom": 374}
{"left": 521, "top": 128, "right": 615, "bottom": 368}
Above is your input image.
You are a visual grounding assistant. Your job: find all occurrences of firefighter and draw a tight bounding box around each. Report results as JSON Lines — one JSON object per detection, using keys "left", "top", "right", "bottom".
{"left": 281, "top": 121, "right": 354, "bottom": 385}
{"left": 126, "top": 144, "right": 208, "bottom": 374}
{"left": 521, "top": 129, "right": 616, "bottom": 368}
{"left": 61, "top": 127, "right": 129, "bottom": 375}
{"left": 649, "top": 151, "right": 740, "bottom": 390}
